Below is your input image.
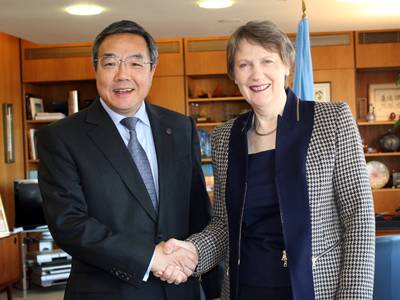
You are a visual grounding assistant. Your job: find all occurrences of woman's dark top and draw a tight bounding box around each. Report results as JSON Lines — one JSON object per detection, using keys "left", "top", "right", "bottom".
{"left": 238, "top": 149, "right": 292, "bottom": 298}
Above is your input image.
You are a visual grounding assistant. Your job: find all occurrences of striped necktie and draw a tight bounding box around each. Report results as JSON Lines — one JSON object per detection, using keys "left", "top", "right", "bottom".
{"left": 120, "top": 117, "right": 158, "bottom": 211}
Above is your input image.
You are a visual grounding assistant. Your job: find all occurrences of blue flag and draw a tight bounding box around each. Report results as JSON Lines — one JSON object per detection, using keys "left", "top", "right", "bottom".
{"left": 292, "top": 16, "right": 314, "bottom": 101}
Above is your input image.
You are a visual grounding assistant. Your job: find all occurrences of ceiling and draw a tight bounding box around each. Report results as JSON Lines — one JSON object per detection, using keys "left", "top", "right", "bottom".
{"left": 1, "top": 0, "right": 399, "bottom": 44}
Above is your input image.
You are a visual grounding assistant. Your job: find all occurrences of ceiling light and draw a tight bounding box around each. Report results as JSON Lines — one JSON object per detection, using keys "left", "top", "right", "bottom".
{"left": 197, "top": 0, "right": 234, "bottom": 9}
{"left": 336, "top": 0, "right": 363, "bottom": 2}
{"left": 65, "top": 4, "right": 104, "bottom": 16}
{"left": 337, "top": 0, "right": 397, "bottom": 2}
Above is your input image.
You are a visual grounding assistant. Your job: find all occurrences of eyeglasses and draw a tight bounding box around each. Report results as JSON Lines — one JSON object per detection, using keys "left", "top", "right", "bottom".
{"left": 95, "top": 55, "right": 152, "bottom": 71}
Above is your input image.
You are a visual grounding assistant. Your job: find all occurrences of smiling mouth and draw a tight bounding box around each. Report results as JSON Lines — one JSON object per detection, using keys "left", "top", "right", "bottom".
{"left": 249, "top": 84, "right": 271, "bottom": 92}
{"left": 113, "top": 88, "right": 134, "bottom": 94}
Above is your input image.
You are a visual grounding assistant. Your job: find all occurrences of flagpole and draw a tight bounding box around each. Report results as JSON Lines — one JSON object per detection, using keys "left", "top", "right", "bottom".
{"left": 302, "top": 0, "right": 306, "bottom": 18}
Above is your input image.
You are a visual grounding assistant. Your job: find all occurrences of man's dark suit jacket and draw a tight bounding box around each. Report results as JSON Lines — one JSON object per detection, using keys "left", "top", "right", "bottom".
{"left": 37, "top": 99, "right": 222, "bottom": 300}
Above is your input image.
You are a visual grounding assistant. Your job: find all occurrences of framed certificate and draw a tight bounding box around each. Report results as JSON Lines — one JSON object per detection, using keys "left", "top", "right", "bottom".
{"left": 369, "top": 83, "right": 400, "bottom": 121}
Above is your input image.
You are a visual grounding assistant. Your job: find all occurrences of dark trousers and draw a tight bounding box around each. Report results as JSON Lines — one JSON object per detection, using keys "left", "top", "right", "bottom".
{"left": 238, "top": 285, "right": 293, "bottom": 300}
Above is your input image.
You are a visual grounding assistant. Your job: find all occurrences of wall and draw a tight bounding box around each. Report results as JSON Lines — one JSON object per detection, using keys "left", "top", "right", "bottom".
{"left": 0, "top": 33, "right": 25, "bottom": 228}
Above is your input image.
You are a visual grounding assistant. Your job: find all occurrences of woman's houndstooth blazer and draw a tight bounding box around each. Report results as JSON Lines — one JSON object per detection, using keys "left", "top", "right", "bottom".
{"left": 189, "top": 89, "right": 375, "bottom": 300}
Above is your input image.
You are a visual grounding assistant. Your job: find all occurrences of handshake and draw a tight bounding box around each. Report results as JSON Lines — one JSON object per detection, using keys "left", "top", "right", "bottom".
{"left": 151, "top": 239, "right": 198, "bottom": 284}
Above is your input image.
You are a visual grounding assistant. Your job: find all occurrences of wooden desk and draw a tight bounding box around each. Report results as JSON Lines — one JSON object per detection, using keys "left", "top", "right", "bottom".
{"left": 0, "top": 233, "right": 22, "bottom": 300}
{"left": 376, "top": 229, "right": 400, "bottom": 236}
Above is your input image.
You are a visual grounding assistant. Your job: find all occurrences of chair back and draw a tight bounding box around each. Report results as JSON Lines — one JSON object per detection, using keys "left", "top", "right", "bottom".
{"left": 374, "top": 235, "right": 400, "bottom": 300}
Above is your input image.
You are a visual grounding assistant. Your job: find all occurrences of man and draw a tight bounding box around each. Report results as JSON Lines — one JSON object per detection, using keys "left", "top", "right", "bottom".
{"left": 38, "top": 20, "right": 221, "bottom": 300}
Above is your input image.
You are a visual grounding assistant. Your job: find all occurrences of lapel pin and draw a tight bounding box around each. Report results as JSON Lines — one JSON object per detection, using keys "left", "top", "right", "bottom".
{"left": 166, "top": 128, "right": 172, "bottom": 135}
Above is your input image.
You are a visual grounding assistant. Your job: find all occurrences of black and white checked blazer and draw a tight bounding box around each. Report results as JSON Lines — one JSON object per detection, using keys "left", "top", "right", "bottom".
{"left": 189, "top": 90, "right": 375, "bottom": 300}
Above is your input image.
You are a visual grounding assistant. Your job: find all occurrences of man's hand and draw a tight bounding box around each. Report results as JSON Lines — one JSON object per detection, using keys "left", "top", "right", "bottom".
{"left": 151, "top": 241, "right": 198, "bottom": 284}
{"left": 153, "top": 239, "right": 199, "bottom": 284}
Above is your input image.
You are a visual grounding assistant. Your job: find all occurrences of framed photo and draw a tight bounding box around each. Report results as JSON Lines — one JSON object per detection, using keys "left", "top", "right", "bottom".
{"left": 314, "top": 82, "right": 331, "bottom": 102}
{"left": 369, "top": 83, "right": 400, "bottom": 121}
{"left": 2, "top": 103, "right": 15, "bottom": 163}
{"left": 0, "top": 195, "right": 9, "bottom": 238}
{"left": 29, "top": 97, "right": 44, "bottom": 119}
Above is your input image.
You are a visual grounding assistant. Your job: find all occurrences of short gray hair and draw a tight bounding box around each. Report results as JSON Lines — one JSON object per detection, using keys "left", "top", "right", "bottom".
{"left": 227, "top": 20, "right": 295, "bottom": 84}
{"left": 92, "top": 20, "right": 158, "bottom": 70}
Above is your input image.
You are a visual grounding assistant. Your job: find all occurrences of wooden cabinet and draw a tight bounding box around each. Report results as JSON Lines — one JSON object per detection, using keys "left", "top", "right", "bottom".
{"left": 184, "top": 37, "right": 228, "bottom": 75}
{"left": 355, "top": 29, "right": 400, "bottom": 68}
{"left": 355, "top": 41, "right": 400, "bottom": 213}
{"left": 0, "top": 33, "right": 25, "bottom": 228}
{"left": 148, "top": 39, "right": 185, "bottom": 114}
{"left": 183, "top": 37, "right": 245, "bottom": 200}
{"left": 309, "top": 32, "right": 356, "bottom": 116}
{"left": 288, "top": 31, "right": 355, "bottom": 70}
{"left": 148, "top": 76, "right": 185, "bottom": 114}
{"left": 21, "top": 40, "right": 95, "bottom": 82}
{"left": 183, "top": 36, "right": 250, "bottom": 131}
{"left": 0, "top": 234, "right": 22, "bottom": 299}
{"left": 357, "top": 121, "right": 400, "bottom": 213}
{"left": 313, "top": 68, "right": 357, "bottom": 115}
{"left": 153, "top": 39, "right": 184, "bottom": 77}
{"left": 21, "top": 80, "right": 98, "bottom": 177}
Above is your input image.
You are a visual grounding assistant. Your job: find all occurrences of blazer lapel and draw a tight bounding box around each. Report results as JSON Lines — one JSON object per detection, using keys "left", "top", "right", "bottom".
{"left": 85, "top": 99, "right": 157, "bottom": 222}
{"left": 225, "top": 112, "right": 252, "bottom": 300}
{"left": 275, "top": 89, "right": 315, "bottom": 299}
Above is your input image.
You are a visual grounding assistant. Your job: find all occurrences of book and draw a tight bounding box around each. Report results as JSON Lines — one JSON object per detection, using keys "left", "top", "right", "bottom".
{"left": 28, "top": 170, "right": 38, "bottom": 179}
{"left": 34, "top": 112, "right": 66, "bottom": 120}
{"left": 28, "top": 128, "right": 38, "bottom": 160}
{"left": 201, "top": 164, "right": 214, "bottom": 192}
{"left": 198, "top": 129, "right": 211, "bottom": 158}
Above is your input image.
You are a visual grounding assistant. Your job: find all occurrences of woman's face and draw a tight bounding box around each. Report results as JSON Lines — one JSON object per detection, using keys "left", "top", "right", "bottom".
{"left": 233, "top": 39, "right": 289, "bottom": 109}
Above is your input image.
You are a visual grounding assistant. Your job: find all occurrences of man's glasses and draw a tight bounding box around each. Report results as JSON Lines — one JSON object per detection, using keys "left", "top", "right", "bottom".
{"left": 95, "top": 55, "right": 152, "bottom": 71}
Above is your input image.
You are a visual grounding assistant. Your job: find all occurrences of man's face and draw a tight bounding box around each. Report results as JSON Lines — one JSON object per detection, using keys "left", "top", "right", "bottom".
{"left": 95, "top": 33, "right": 156, "bottom": 116}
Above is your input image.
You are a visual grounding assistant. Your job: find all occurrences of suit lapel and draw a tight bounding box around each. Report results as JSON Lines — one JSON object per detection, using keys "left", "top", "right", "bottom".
{"left": 85, "top": 99, "right": 157, "bottom": 222}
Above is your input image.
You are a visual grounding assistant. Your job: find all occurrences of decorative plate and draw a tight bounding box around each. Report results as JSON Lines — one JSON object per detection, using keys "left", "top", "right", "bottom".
{"left": 366, "top": 161, "right": 390, "bottom": 189}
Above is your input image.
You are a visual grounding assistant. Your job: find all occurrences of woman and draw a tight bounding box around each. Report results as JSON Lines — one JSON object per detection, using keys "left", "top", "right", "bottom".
{"left": 161, "top": 20, "right": 375, "bottom": 300}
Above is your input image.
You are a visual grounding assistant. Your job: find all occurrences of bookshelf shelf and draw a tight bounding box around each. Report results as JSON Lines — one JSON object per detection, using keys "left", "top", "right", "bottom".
{"left": 196, "top": 122, "right": 223, "bottom": 127}
{"left": 201, "top": 158, "right": 212, "bottom": 163}
{"left": 188, "top": 96, "right": 245, "bottom": 103}
{"left": 372, "top": 188, "right": 400, "bottom": 193}
{"left": 357, "top": 121, "right": 396, "bottom": 126}
{"left": 26, "top": 120, "right": 54, "bottom": 125}
{"left": 365, "top": 152, "right": 400, "bottom": 157}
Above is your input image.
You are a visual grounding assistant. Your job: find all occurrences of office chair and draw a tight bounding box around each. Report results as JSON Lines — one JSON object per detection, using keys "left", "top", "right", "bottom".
{"left": 373, "top": 235, "right": 400, "bottom": 300}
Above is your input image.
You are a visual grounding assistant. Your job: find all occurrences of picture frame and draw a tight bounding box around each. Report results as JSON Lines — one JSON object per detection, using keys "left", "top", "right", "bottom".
{"left": 29, "top": 97, "right": 44, "bottom": 119}
{"left": 369, "top": 83, "right": 400, "bottom": 121}
{"left": 2, "top": 103, "right": 15, "bottom": 163}
{"left": 0, "top": 195, "right": 10, "bottom": 238}
{"left": 313, "top": 82, "right": 331, "bottom": 102}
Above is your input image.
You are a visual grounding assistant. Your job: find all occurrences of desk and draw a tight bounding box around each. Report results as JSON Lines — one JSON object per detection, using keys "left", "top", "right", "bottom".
{"left": 0, "top": 233, "right": 22, "bottom": 300}
{"left": 376, "top": 229, "right": 400, "bottom": 236}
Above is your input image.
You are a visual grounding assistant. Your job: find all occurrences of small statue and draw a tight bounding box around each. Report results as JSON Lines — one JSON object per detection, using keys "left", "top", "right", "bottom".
{"left": 366, "top": 104, "right": 376, "bottom": 122}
